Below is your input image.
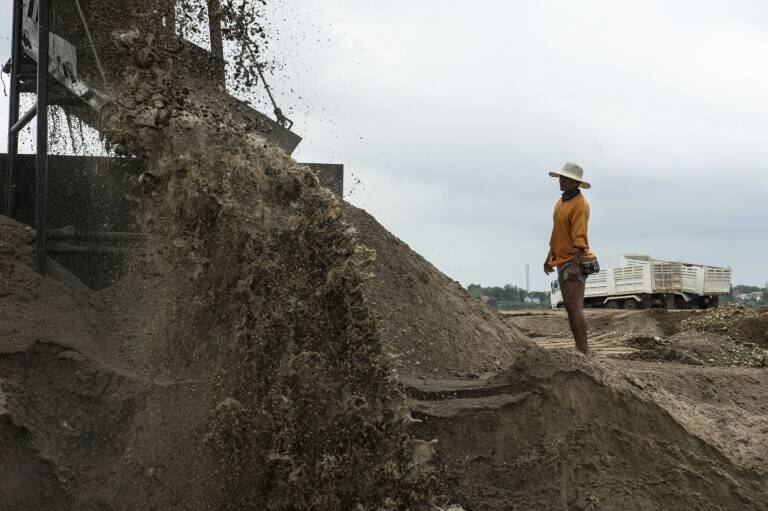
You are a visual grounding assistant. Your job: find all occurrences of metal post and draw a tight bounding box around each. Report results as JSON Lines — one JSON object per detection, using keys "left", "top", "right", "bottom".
{"left": 36, "top": 0, "right": 50, "bottom": 274}
{"left": 11, "top": 103, "right": 38, "bottom": 133}
{"left": 5, "top": 0, "right": 23, "bottom": 217}
{"left": 207, "top": 0, "right": 226, "bottom": 86}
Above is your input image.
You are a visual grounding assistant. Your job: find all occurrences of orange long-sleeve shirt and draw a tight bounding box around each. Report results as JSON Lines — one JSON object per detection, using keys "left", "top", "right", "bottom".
{"left": 548, "top": 192, "right": 595, "bottom": 268}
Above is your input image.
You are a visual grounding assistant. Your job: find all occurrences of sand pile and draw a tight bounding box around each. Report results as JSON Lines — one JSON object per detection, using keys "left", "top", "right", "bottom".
{"left": 3, "top": 30, "right": 444, "bottom": 506}
{"left": 407, "top": 348, "right": 768, "bottom": 510}
{"left": 99, "top": 31, "right": 439, "bottom": 510}
{"left": 342, "top": 204, "right": 529, "bottom": 374}
{"left": 0, "top": 216, "right": 154, "bottom": 511}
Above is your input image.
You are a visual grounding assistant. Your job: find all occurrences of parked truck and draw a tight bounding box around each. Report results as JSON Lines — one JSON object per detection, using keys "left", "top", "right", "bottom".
{"left": 550, "top": 255, "right": 732, "bottom": 310}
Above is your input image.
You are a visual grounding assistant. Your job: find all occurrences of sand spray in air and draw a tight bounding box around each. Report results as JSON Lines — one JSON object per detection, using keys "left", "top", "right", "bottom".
{"left": 100, "top": 23, "right": 439, "bottom": 510}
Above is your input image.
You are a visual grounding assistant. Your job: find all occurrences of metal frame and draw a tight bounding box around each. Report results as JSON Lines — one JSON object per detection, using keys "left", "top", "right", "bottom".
{"left": 37, "top": 0, "right": 50, "bottom": 274}
{"left": 3, "top": 0, "right": 300, "bottom": 278}
{"left": 5, "top": 0, "right": 23, "bottom": 219}
{"left": 5, "top": 0, "right": 50, "bottom": 274}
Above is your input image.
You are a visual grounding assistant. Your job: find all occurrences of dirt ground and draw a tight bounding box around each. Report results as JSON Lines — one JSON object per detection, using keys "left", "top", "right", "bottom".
{"left": 407, "top": 351, "right": 768, "bottom": 510}
{"left": 404, "top": 309, "right": 768, "bottom": 510}
{"left": 3, "top": 209, "right": 768, "bottom": 510}
{"left": 502, "top": 307, "right": 768, "bottom": 367}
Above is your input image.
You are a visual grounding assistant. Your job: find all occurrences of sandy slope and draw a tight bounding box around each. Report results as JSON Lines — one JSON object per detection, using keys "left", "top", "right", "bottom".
{"left": 2, "top": 214, "right": 767, "bottom": 510}
{"left": 343, "top": 203, "right": 530, "bottom": 374}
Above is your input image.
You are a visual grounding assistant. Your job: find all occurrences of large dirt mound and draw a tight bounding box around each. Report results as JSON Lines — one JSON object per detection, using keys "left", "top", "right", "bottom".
{"left": 97, "top": 33, "right": 440, "bottom": 510}
{"left": 4, "top": 200, "right": 768, "bottom": 510}
{"left": 0, "top": 216, "right": 153, "bottom": 511}
{"left": 2, "top": 32, "right": 440, "bottom": 511}
{"left": 342, "top": 203, "right": 529, "bottom": 374}
{"left": 407, "top": 348, "right": 768, "bottom": 510}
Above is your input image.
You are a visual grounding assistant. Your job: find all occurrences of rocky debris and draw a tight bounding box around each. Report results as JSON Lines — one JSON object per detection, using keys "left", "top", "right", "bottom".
{"left": 704, "top": 339, "right": 768, "bottom": 368}
{"left": 676, "top": 305, "right": 768, "bottom": 365}
{"left": 621, "top": 333, "right": 768, "bottom": 368}
{"left": 680, "top": 304, "right": 757, "bottom": 333}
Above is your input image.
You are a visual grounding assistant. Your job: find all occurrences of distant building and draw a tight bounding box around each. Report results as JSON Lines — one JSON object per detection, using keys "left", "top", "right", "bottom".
{"left": 524, "top": 296, "right": 541, "bottom": 304}
{"left": 735, "top": 291, "right": 765, "bottom": 302}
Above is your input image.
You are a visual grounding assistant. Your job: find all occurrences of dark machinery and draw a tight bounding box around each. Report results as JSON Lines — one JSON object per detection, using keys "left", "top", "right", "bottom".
{"left": 2, "top": 0, "right": 342, "bottom": 287}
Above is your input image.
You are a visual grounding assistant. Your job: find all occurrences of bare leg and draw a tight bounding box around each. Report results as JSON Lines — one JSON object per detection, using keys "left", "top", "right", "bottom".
{"left": 562, "top": 278, "right": 589, "bottom": 354}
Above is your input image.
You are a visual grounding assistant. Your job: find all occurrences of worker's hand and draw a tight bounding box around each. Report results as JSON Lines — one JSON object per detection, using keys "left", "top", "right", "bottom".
{"left": 566, "top": 262, "right": 581, "bottom": 280}
{"left": 543, "top": 260, "right": 554, "bottom": 275}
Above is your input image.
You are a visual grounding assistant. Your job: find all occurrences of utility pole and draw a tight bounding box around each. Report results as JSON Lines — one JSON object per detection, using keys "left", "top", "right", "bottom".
{"left": 525, "top": 264, "right": 530, "bottom": 294}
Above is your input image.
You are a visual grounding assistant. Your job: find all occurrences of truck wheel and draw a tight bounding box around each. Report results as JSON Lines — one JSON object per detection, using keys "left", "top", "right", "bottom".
{"left": 606, "top": 301, "right": 620, "bottom": 309}
{"left": 624, "top": 299, "right": 639, "bottom": 310}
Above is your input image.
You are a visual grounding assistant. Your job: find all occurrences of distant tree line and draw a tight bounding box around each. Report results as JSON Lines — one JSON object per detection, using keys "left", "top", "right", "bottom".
{"left": 467, "top": 284, "right": 550, "bottom": 310}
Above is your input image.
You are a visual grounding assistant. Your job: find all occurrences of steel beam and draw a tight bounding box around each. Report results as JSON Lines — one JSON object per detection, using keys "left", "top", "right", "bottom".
{"left": 5, "top": 0, "right": 23, "bottom": 217}
{"left": 36, "top": 0, "right": 50, "bottom": 274}
{"left": 10, "top": 103, "right": 38, "bottom": 134}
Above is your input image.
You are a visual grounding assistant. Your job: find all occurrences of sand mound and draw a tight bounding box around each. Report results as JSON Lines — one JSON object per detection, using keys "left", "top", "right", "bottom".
{"left": 342, "top": 203, "right": 529, "bottom": 374}
{"left": 0, "top": 217, "right": 151, "bottom": 511}
{"left": 407, "top": 348, "right": 768, "bottom": 510}
{"left": 4, "top": 185, "right": 768, "bottom": 509}
{"left": 103, "top": 32, "right": 438, "bottom": 510}
{"left": 3, "top": 29, "right": 440, "bottom": 511}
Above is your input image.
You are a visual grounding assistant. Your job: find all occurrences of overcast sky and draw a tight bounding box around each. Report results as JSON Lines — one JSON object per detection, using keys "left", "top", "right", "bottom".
{"left": 2, "top": 1, "right": 768, "bottom": 290}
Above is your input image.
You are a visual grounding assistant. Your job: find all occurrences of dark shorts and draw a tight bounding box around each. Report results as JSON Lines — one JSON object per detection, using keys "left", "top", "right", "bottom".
{"left": 558, "top": 260, "right": 588, "bottom": 286}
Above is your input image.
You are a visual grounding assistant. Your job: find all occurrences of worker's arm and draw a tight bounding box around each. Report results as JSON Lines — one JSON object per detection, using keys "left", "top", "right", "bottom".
{"left": 569, "top": 202, "right": 590, "bottom": 252}
{"left": 567, "top": 203, "right": 589, "bottom": 279}
{"left": 545, "top": 206, "right": 558, "bottom": 274}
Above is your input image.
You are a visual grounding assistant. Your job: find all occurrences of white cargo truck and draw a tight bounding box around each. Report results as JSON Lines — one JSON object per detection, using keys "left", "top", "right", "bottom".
{"left": 550, "top": 255, "right": 732, "bottom": 310}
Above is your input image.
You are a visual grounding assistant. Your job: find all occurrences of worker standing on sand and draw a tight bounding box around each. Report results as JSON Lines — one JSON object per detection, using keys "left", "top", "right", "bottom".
{"left": 543, "top": 163, "right": 599, "bottom": 355}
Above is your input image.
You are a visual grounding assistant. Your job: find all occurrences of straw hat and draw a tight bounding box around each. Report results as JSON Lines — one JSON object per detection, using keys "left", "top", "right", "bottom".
{"left": 549, "top": 162, "right": 591, "bottom": 189}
